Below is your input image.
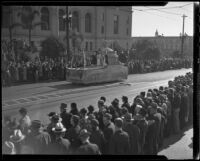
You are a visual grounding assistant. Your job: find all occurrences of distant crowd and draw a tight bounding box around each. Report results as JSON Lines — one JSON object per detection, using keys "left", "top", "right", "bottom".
{"left": 2, "top": 72, "right": 193, "bottom": 155}
{"left": 127, "top": 58, "right": 192, "bottom": 74}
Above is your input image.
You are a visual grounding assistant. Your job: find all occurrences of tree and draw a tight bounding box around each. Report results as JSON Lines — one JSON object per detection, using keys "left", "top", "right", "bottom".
{"left": 40, "top": 36, "right": 65, "bottom": 58}
{"left": 134, "top": 40, "right": 161, "bottom": 60}
{"left": 17, "top": 6, "right": 45, "bottom": 47}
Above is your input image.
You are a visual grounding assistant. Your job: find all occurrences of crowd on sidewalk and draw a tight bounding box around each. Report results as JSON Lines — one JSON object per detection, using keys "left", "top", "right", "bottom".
{"left": 2, "top": 72, "right": 193, "bottom": 155}
{"left": 127, "top": 58, "right": 192, "bottom": 74}
{"left": 2, "top": 56, "right": 192, "bottom": 87}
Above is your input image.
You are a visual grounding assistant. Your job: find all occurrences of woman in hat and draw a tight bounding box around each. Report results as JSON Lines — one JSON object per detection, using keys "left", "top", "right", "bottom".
{"left": 50, "top": 122, "right": 71, "bottom": 154}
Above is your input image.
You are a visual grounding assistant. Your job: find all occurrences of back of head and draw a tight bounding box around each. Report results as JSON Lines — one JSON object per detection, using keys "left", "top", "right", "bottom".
{"left": 114, "top": 118, "right": 123, "bottom": 129}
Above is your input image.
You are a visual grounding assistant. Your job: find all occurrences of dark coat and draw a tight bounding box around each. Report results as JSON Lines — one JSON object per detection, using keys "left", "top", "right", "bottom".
{"left": 25, "top": 130, "right": 51, "bottom": 154}
{"left": 180, "top": 93, "right": 189, "bottom": 129}
{"left": 121, "top": 102, "right": 131, "bottom": 113}
{"left": 60, "top": 111, "right": 72, "bottom": 129}
{"left": 123, "top": 122, "right": 140, "bottom": 155}
{"left": 103, "top": 122, "right": 115, "bottom": 154}
{"left": 49, "top": 137, "right": 71, "bottom": 154}
{"left": 89, "top": 128, "right": 105, "bottom": 154}
{"left": 109, "top": 129, "right": 130, "bottom": 155}
{"left": 64, "top": 125, "right": 81, "bottom": 153}
{"left": 94, "top": 111, "right": 105, "bottom": 130}
{"left": 76, "top": 141, "right": 101, "bottom": 155}
{"left": 173, "top": 92, "right": 181, "bottom": 109}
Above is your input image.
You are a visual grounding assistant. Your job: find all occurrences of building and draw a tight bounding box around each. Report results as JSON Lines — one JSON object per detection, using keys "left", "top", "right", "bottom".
{"left": 1, "top": 6, "right": 132, "bottom": 53}
{"left": 131, "top": 30, "right": 193, "bottom": 58}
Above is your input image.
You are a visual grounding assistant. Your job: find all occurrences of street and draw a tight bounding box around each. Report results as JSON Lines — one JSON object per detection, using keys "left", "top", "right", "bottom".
{"left": 2, "top": 68, "right": 193, "bottom": 159}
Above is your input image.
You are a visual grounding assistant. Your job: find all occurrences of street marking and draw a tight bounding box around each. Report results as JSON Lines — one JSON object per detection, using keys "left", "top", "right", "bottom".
{"left": 46, "top": 94, "right": 59, "bottom": 98}
{"left": 27, "top": 97, "right": 39, "bottom": 101}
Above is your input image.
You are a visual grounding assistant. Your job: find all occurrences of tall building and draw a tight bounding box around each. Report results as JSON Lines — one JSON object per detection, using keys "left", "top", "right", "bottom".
{"left": 131, "top": 30, "right": 193, "bottom": 58}
{"left": 1, "top": 6, "right": 132, "bottom": 52}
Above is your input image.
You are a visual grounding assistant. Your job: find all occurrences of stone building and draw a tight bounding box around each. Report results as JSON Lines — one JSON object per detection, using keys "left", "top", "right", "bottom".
{"left": 1, "top": 6, "right": 132, "bottom": 53}
{"left": 131, "top": 30, "right": 193, "bottom": 58}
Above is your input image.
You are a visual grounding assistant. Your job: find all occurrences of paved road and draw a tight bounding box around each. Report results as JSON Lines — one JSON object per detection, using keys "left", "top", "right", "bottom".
{"left": 2, "top": 68, "right": 193, "bottom": 158}
{"left": 2, "top": 68, "right": 192, "bottom": 125}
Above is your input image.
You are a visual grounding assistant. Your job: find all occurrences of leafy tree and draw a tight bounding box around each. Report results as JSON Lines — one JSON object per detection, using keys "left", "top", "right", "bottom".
{"left": 40, "top": 36, "right": 65, "bottom": 58}
{"left": 17, "top": 6, "right": 45, "bottom": 47}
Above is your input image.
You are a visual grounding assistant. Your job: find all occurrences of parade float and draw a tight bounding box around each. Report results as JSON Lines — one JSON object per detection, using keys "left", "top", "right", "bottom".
{"left": 66, "top": 47, "right": 128, "bottom": 84}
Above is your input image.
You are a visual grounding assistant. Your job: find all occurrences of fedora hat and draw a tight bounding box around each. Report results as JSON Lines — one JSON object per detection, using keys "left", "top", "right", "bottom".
{"left": 124, "top": 113, "right": 133, "bottom": 122}
{"left": 30, "top": 120, "right": 42, "bottom": 129}
{"left": 10, "top": 129, "right": 25, "bottom": 143}
{"left": 52, "top": 122, "right": 66, "bottom": 133}
{"left": 79, "top": 129, "right": 91, "bottom": 138}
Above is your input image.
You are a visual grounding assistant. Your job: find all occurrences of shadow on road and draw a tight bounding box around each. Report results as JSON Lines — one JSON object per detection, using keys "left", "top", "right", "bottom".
{"left": 159, "top": 124, "right": 193, "bottom": 152}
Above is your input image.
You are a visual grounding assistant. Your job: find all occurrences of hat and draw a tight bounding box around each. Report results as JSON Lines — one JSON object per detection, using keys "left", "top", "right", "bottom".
{"left": 103, "top": 113, "right": 112, "bottom": 120}
{"left": 124, "top": 113, "right": 133, "bottom": 122}
{"left": 80, "top": 108, "right": 87, "bottom": 114}
{"left": 52, "top": 122, "right": 66, "bottom": 133}
{"left": 91, "top": 119, "right": 99, "bottom": 127}
{"left": 88, "top": 114, "right": 96, "bottom": 120}
{"left": 87, "top": 105, "right": 94, "bottom": 112}
{"left": 114, "top": 118, "right": 123, "bottom": 128}
{"left": 19, "top": 108, "right": 27, "bottom": 114}
{"left": 100, "top": 96, "right": 106, "bottom": 102}
{"left": 48, "top": 112, "right": 56, "bottom": 118}
{"left": 60, "top": 103, "right": 67, "bottom": 109}
{"left": 122, "top": 96, "right": 128, "bottom": 101}
{"left": 10, "top": 129, "right": 25, "bottom": 143}
{"left": 30, "top": 120, "right": 42, "bottom": 129}
{"left": 51, "top": 114, "right": 62, "bottom": 123}
{"left": 98, "top": 100, "right": 104, "bottom": 105}
{"left": 79, "top": 129, "right": 91, "bottom": 138}
{"left": 71, "top": 115, "right": 80, "bottom": 125}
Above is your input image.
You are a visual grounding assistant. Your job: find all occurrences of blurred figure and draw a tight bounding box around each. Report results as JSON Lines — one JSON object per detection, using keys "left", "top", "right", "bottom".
{"left": 59, "top": 103, "right": 72, "bottom": 129}
{"left": 18, "top": 108, "right": 31, "bottom": 135}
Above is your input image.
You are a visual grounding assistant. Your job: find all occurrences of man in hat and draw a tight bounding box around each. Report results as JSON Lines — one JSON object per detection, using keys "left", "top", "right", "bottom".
{"left": 76, "top": 129, "right": 101, "bottom": 155}
{"left": 89, "top": 119, "right": 105, "bottom": 154}
{"left": 59, "top": 103, "right": 72, "bottom": 129}
{"left": 87, "top": 105, "right": 95, "bottom": 116}
{"left": 26, "top": 120, "right": 51, "bottom": 154}
{"left": 108, "top": 98, "right": 121, "bottom": 122}
{"left": 65, "top": 115, "right": 81, "bottom": 154}
{"left": 50, "top": 122, "right": 71, "bottom": 154}
{"left": 47, "top": 114, "right": 62, "bottom": 143}
{"left": 123, "top": 113, "right": 140, "bottom": 155}
{"left": 18, "top": 107, "right": 31, "bottom": 135}
{"left": 109, "top": 118, "right": 130, "bottom": 155}
{"left": 102, "top": 113, "right": 115, "bottom": 154}
{"left": 121, "top": 96, "right": 131, "bottom": 113}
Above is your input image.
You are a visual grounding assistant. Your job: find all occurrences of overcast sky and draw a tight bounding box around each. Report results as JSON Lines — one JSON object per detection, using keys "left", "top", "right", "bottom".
{"left": 131, "top": 2, "right": 196, "bottom": 37}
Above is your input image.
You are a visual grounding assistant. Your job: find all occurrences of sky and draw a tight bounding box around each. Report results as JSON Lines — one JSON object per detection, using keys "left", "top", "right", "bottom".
{"left": 131, "top": 2, "right": 196, "bottom": 37}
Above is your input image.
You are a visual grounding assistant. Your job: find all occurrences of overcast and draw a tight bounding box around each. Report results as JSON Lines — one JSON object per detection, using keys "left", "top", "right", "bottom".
{"left": 131, "top": 2, "right": 196, "bottom": 37}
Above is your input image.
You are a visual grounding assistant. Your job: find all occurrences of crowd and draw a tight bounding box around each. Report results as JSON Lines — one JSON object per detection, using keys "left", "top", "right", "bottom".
{"left": 2, "top": 72, "right": 193, "bottom": 155}
{"left": 2, "top": 58, "right": 67, "bottom": 87}
{"left": 127, "top": 58, "right": 192, "bottom": 74}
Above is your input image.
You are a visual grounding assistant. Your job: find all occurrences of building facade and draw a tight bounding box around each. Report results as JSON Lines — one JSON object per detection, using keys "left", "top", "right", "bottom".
{"left": 2, "top": 6, "right": 132, "bottom": 52}
{"left": 131, "top": 30, "right": 193, "bottom": 58}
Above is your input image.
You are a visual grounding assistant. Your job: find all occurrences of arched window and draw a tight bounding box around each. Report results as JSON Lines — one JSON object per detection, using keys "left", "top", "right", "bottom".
{"left": 59, "top": 9, "right": 65, "bottom": 31}
{"left": 2, "top": 6, "right": 11, "bottom": 28}
{"left": 72, "top": 11, "right": 79, "bottom": 32}
{"left": 85, "top": 13, "right": 91, "bottom": 33}
{"left": 41, "top": 7, "right": 50, "bottom": 30}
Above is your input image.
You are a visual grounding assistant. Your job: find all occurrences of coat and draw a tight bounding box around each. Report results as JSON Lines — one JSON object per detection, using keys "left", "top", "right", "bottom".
{"left": 60, "top": 111, "right": 72, "bottom": 129}
{"left": 76, "top": 141, "right": 101, "bottom": 155}
{"left": 123, "top": 122, "right": 140, "bottom": 155}
{"left": 25, "top": 130, "right": 51, "bottom": 154}
{"left": 109, "top": 129, "right": 130, "bottom": 155}
{"left": 103, "top": 122, "right": 115, "bottom": 154}
{"left": 49, "top": 137, "right": 71, "bottom": 154}
{"left": 89, "top": 128, "right": 105, "bottom": 154}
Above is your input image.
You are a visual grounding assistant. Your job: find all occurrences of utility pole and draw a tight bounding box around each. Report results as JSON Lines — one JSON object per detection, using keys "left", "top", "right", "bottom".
{"left": 181, "top": 14, "right": 187, "bottom": 57}
{"left": 66, "top": 6, "right": 69, "bottom": 62}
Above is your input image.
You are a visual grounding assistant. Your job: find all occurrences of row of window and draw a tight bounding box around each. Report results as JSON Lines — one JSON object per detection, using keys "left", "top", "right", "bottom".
{"left": 2, "top": 7, "right": 130, "bottom": 36}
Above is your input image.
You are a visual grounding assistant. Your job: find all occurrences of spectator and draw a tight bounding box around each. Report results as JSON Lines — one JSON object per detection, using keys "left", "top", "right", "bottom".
{"left": 121, "top": 96, "right": 131, "bottom": 113}
{"left": 70, "top": 103, "right": 79, "bottom": 116}
{"left": 59, "top": 103, "right": 72, "bottom": 129}
{"left": 18, "top": 108, "right": 31, "bottom": 135}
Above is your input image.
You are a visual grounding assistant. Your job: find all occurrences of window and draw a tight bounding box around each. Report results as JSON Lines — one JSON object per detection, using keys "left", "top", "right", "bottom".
{"left": 85, "top": 42, "right": 88, "bottom": 51}
{"left": 41, "top": 7, "right": 50, "bottom": 30}
{"left": 126, "top": 28, "right": 129, "bottom": 35}
{"left": 59, "top": 9, "right": 65, "bottom": 31}
{"left": 72, "top": 11, "right": 79, "bottom": 32}
{"left": 2, "top": 6, "right": 11, "bottom": 28}
{"left": 85, "top": 13, "right": 92, "bottom": 33}
{"left": 113, "top": 15, "right": 119, "bottom": 34}
{"left": 90, "top": 42, "right": 93, "bottom": 51}
{"left": 101, "top": 26, "right": 104, "bottom": 34}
